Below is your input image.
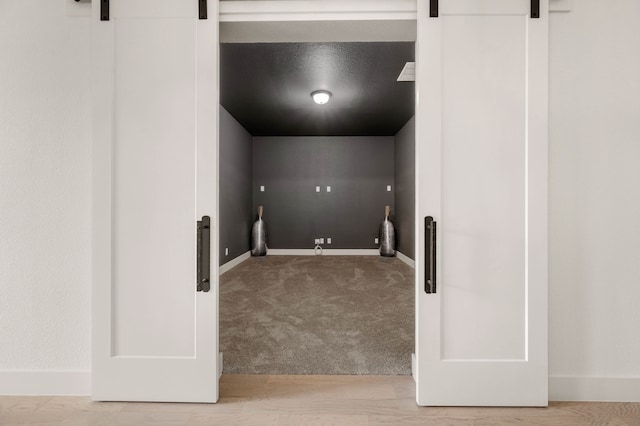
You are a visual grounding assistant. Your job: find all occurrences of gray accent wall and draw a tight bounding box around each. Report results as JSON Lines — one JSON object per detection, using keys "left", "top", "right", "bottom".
{"left": 253, "top": 136, "right": 394, "bottom": 249}
{"left": 219, "top": 107, "right": 253, "bottom": 265}
{"left": 394, "top": 116, "right": 415, "bottom": 259}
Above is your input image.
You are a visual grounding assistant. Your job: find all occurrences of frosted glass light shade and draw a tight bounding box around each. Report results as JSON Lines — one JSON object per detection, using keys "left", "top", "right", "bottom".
{"left": 311, "top": 90, "right": 331, "bottom": 105}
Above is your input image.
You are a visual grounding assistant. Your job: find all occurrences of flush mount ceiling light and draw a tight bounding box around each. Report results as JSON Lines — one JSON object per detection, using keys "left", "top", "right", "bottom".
{"left": 311, "top": 90, "right": 332, "bottom": 105}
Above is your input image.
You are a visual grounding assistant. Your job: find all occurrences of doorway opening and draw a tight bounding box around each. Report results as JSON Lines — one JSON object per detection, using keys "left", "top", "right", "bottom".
{"left": 217, "top": 40, "right": 417, "bottom": 376}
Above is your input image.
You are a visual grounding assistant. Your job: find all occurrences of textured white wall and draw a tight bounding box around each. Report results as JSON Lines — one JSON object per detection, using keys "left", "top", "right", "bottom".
{"left": 549, "top": 0, "right": 640, "bottom": 387}
{"left": 1, "top": 0, "right": 639, "bottom": 399}
{"left": 0, "top": 1, "right": 92, "bottom": 374}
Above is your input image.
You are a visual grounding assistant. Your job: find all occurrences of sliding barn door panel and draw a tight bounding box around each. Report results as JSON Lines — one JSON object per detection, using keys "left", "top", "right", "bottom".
{"left": 92, "top": 0, "right": 219, "bottom": 402}
{"left": 415, "top": 0, "right": 548, "bottom": 406}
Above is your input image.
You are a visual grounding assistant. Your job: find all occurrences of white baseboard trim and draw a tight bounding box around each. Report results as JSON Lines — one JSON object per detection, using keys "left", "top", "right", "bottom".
{"left": 2, "top": 370, "right": 635, "bottom": 401}
{"left": 0, "top": 370, "right": 91, "bottom": 396}
{"left": 396, "top": 251, "right": 415, "bottom": 268}
{"left": 219, "top": 251, "right": 251, "bottom": 275}
{"left": 411, "top": 353, "right": 416, "bottom": 382}
{"left": 549, "top": 376, "right": 640, "bottom": 402}
{"left": 268, "top": 249, "right": 379, "bottom": 256}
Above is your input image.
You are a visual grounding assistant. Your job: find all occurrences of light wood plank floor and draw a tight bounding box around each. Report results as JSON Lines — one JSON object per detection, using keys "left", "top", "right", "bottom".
{"left": 1, "top": 375, "right": 639, "bottom": 425}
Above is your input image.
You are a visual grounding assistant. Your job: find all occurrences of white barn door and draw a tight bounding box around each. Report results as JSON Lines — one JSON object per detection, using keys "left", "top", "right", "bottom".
{"left": 92, "top": 0, "right": 219, "bottom": 402}
{"left": 415, "top": 0, "right": 549, "bottom": 405}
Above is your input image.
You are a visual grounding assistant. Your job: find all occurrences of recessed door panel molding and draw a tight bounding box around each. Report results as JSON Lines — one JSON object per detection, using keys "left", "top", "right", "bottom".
{"left": 415, "top": 0, "right": 548, "bottom": 406}
{"left": 112, "top": 18, "right": 197, "bottom": 358}
{"left": 92, "top": 0, "right": 219, "bottom": 402}
{"left": 440, "top": 14, "right": 527, "bottom": 361}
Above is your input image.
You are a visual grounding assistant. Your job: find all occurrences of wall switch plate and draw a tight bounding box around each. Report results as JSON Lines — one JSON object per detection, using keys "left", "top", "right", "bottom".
{"left": 319, "top": 238, "right": 324, "bottom": 244}
{"left": 225, "top": 248, "right": 229, "bottom": 256}
{"left": 316, "top": 186, "right": 320, "bottom": 192}
{"left": 326, "top": 186, "right": 331, "bottom": 192}
{"left": 315, "top": 238, "right": 320, "bottom": 244}
{"left": 327, "top": 238, "right": 332, "bottom": 244}
{"left": 387, "top": 185, "right": 392, "bottom": 191}
{"left": 375, "top": 237, "right": 379, "bottom": 244}
{"left": 260, "top": 185, "right": 265, "bottom": 192}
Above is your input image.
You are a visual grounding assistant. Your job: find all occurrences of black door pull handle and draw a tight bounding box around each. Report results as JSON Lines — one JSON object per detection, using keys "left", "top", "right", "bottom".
{"left": 425, "top": 216, "right": 436, "bottom": 294}
{"left": 197, "top": 216, "right": 211, "bottom": 292}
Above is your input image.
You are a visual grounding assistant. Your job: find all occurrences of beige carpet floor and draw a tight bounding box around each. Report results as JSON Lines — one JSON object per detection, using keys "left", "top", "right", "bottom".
{"left": 220, "top": 255, "right": 414, "bottom": 375}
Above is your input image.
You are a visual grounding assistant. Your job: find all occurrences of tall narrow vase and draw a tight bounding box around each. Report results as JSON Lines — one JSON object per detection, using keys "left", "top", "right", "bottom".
{"left": 251, "top": 205, "right": 267, "bottom": 256}
{"left": 379, "top": 205, "right": 396, "bottom": 257}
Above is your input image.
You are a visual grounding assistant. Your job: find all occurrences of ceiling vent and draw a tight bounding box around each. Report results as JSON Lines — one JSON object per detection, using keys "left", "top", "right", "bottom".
{"left": 397, "top": 62, "right": 415, "bottom": 82}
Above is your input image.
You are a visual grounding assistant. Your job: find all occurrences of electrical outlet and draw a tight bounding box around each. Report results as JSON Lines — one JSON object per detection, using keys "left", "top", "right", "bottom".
{"left": 315, "top": 238, "right": 320, "bottom": 244}
{"left": 260, "top": 185, "right": 265, "bottom": 192}
{"left": 327, "top": 238, "right": 332, "bottom": 244}
{"left": 326, "top": 186, "right": 331, "bottom": 192}
{"left": 316, "top": 186, "right": 320, "bottom": 192}
{"left": 375, "top": 237, "right": 379, "bottom": 244}
{"left": 319, "top": 238, "right": 324, "bottom": 244}
{"left": 225, "top": 248, "right": 229, "bottom": 256}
